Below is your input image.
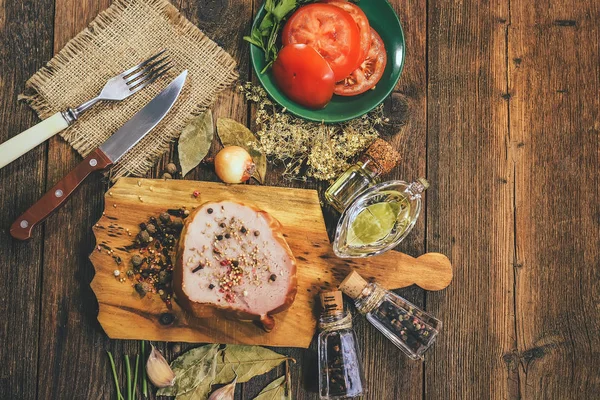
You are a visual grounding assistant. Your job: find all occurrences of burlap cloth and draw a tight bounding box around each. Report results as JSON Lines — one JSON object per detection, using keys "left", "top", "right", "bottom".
{"left": 19, "top": 0, "right": 238, "bottom": 179}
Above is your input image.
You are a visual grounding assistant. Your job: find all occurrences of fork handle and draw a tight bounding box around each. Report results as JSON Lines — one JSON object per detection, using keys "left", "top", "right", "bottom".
{"left": 0, "top": 112, "right": 70, "bottom": 170}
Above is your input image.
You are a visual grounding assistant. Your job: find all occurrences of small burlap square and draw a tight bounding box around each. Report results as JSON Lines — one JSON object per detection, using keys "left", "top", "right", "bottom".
{"left": 20, "top": 0, "right": 238, "bottom": 179}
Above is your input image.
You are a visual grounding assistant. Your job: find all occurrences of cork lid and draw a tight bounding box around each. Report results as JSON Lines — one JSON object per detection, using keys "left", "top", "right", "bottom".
{"left": 365, "top": 139, "right": 401, "bottom": 175}
{"left": 338, "top": 271, "right": 369, "bottom": 299}
{"left": 320, "top": 290, "right": 344, "bottom": 315}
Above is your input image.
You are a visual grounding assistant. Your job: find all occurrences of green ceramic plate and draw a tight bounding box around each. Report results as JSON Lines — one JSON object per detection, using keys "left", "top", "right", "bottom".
{"left": 250, "top": 0, "right": 405, "bottom": 123}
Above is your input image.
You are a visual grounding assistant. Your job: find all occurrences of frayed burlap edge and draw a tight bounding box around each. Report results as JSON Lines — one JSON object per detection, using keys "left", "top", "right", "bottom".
{"left": 19, "top": 0, "right": 238, "bottom": 180}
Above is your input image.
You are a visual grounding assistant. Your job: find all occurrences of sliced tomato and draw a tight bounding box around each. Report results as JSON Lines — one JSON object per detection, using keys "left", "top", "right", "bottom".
{"left": 334, "top": 28, "right": 387, "bottom": 96}
{"left": 282, "top": 4, "right": 361, "bottom": 82}
{"left": 272, "top": 44, "right": 335, "bottom": 109}
{"left": 322, "top": 0, "right": 371, "bottom": 64}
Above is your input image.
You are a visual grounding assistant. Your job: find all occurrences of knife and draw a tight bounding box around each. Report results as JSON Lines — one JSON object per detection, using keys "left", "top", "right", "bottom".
{"left": 10, "top": 70, "right": 188, "bottom": 240}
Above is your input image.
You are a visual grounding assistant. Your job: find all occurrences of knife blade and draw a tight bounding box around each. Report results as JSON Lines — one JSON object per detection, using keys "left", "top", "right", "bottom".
{"left": 10, "top": 70, "right": 188, "bottom": 240}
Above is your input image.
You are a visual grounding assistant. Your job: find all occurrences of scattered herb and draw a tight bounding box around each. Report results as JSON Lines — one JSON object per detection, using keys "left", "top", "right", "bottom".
{"left": 107, "top": 348, "right": 144, "bottom": 400}
{"left": 240, "top": 82, "right": 387, "bottom": 180}
{"left": 141, "top": 341, "right": 148, "bottom": 398}
{"left": 252, "top": 375, "right": 290, "bottom": 400}
{"left": 216, "top": 118, "right": 267, "bottom": 183}
{"left": 178, "top": 110, "right": 214, "bottom": 176}
{"left": 158, "top": 344, "right": 293, "bottom": 399}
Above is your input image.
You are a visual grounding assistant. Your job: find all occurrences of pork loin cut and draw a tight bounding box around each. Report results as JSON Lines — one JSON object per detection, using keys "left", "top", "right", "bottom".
{"left": 174, "top": 201, "right": 297, "bottom": 331}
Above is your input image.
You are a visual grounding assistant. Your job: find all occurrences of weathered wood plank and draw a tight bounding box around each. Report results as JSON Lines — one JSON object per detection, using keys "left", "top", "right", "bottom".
{"left": 509, "top": 0, "right": 600, "bottom": 397}
{"left": 0, "top": 0, "right": 54, "bottom": 398}
{"left": 426, "top": 0, "right": 515, "bottom": 398}
{"left": 36, "top": 1, "right": 117, "bottom": 399}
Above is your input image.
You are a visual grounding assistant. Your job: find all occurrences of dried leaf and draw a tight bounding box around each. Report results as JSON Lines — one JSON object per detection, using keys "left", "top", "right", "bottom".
{"left": 157, "top": 344, "right": 219, "bottom": 397}
{"left": 208, "top": 377, "right": 237, "bottom": 400}
{"left": 216, "top": 118, "right": 267, "bottom": 183}
{"left": 212, "top": 345, "right": 290, "bottom": 384}
{"left": 175, "top": 380, "right": 214, "bottom": 400}
{"left": 178, "top": 111, "right": 214, "bottom": 177}
{"left": 252, "top": 376, "right": 290, "bottom": 400}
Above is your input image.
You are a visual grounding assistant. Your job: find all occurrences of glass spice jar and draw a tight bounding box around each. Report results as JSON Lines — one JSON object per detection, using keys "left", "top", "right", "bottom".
{"left": 318, "top": 290, "right": 365, "bottom": 399}
{"left": 325, "top": 139, "right": 401, "bottom": 213}
{"left": 339, "top": 271, "right": 442, "bottom": 360}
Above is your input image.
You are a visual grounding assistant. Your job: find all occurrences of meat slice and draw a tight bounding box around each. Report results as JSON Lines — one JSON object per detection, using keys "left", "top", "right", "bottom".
{"left": 173, "top": 201, "right": 297, "bottom": 331}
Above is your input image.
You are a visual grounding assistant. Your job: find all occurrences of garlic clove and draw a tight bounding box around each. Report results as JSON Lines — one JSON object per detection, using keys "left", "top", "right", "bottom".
{"left": 207, "top": 377, "right": 237, "bottom": 400}
{"left": 146, "top": 344, "right": 176, "bottom": 388}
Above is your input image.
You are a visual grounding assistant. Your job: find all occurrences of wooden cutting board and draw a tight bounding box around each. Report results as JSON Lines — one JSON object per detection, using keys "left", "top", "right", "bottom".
{"left": 89, "top": 178, "right": 452, "bottom": 348}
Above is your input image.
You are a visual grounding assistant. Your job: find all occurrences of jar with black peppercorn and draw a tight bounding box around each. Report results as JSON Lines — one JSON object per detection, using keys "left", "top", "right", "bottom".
{"left": 318, "top": 290, "right": 364, "bottom": 400}
{"left": 339, "top": 271, "right": 442, "bottom": 360}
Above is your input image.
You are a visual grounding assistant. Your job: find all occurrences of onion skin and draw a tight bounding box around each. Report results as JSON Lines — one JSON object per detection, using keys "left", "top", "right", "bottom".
{"left": 214, "top": 146, "right": 256, "bottom": 184}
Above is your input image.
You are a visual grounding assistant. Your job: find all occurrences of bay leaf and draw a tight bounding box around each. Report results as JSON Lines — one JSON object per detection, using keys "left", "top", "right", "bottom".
{"left": 175, "top": 379, "right": 214, "bottom": 400}
{"left": 178, "top": 110, "right": 214, "bottom": 177}
{"left": 216, "top": 118, "right": 267, "bottom": 184}
{"left": 212, "top": 345, "right": 289, "bottom": 384}
{"left": 252, "top": 376, "right": 290, "bottom": 400}
{"left": 157, "top": 344, "right": 219, "bottom": 397}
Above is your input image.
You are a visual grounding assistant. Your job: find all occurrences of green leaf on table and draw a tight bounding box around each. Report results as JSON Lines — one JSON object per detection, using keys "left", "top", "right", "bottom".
{"left": 178, "top": 110, "right": 214, "bottom": 177}
{"left": 216, "top": 118, "right": 268, "bottom": 184}
{"left": 252, "top": 376, "right": 290, "bottom": 400}
{"left": 272, "top": 0, "right": 297, "bottom": 20}
{"left": 212, "top": 345, "right": 290, "bottom": 384}
{"left": 157, "top": 344, "right": 219, "bottom": 397}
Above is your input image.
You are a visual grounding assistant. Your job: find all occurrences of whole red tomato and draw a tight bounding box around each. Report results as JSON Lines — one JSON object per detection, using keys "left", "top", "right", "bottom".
{"left": 272, "top": 44, "right": 335, "bottom": 109}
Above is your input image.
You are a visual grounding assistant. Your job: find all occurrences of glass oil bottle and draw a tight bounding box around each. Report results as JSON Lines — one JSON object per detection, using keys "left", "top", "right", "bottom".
{"left": 339, "top": 271, "right": 442, "bottom": 360}
{"left": 318, "top": 290, "right": 365, "bottom": 399}
{"left": 325, "top": 139, "right": 401, "bottom": 213}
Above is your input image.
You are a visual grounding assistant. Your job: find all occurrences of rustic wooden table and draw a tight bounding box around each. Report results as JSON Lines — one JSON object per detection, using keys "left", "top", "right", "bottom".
{"left": 1, "top": 0, "right": 598, "bottom": 399}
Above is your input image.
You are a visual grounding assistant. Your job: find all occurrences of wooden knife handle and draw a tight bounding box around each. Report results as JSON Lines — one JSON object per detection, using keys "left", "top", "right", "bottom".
{"left": 10, "top": 148, "right": 112, "bottom": 240}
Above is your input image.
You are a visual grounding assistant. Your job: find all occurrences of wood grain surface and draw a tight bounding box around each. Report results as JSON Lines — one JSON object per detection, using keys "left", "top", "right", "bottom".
{"left": 0, "top": 0, "right": 597, "bottom": 399}
{"left": 89, "top": 178, "right": 452, "bottom": 347}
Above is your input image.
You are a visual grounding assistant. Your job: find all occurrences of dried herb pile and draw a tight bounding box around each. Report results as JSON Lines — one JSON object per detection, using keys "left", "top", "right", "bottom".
{"left": 240, "top": 82, "right": 387, "bottom": 181}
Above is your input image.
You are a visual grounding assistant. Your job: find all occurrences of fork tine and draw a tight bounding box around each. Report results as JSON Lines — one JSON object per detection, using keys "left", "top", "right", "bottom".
{"left": 124, "top": 56, "right": 170, "bottom": 86}
{"left": 128, "top": 65, "right": 174, "bottom": 94}
{"left": 121, "top": 49, "right": 167, "bottom": 77}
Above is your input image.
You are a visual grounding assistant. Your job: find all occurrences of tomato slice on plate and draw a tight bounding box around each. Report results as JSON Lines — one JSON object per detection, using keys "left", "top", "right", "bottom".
{"left": 272, "top": 44, "right": 335, "bottom": 109}
{"left": 335, "top": 28, "right": 388, "bottom": 96}
{"left": 322, "top": 0, "right": 371, "bottom": 64}
{"left": 282, "top": 3, "right": 361, "bottom": 82}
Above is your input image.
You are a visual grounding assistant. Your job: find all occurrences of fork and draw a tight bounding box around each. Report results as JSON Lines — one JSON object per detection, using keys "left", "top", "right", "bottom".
{"left": 0, "top": 49, "right": 172, "bottom": 169}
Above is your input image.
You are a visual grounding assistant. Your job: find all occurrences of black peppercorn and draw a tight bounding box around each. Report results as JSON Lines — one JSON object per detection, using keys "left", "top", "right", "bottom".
{"left": 269, "top": 274, "right": 277, "bottom": 281}
{"left": 216, "top": 235, "right": 223, "bottom": 241}
{"left": 159, "top": 313, "right": 175, "bottom": 326}
{"left": 170, "top": 217, "right": 184, "bottom": 230}
{"left": 254, "top": 231, "right": 260, "bottom": 236}
{"left": 219, "top": 223, "right": 226, "bottom": 228}
{"left": 137, "top": 230, "right": 150, "bottom": 243}
{"left": 146, "top": 223, "right": 157, "bottom": 234}
{"left": 240, "top": 227, "right": 247, "bottom": 234}
{"left": 208, "top": 284, "right": 215, "bottom": 290}
{"left": 225, "top": 233, "right": 231, "bottom": 239}
{"left": 139, "top": 222, "right": 147, "bottom": 230}
{"left": 160, "top": 212, "right": 171, "bottom": 224}
{"left": 149, "top": 216, "right": 157, "bottom": 224}
{"left": 207, "top": 208, "right": 213, "bottom": 214}
{"left": 232, "top": 260, "right": 239, "bottom": 267}
{"left": 134, "top": 283, "right": 146, "bottom": 297}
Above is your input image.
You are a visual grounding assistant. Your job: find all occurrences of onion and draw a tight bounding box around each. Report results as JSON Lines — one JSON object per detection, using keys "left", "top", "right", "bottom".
{"left": 214, "top": 146, "right": 256, "bottom": 184}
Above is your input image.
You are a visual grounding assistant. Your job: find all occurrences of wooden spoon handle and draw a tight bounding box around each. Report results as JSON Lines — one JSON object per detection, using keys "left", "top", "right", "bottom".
{"left": 10, "top": 148, "right": 112, "bottom": 240}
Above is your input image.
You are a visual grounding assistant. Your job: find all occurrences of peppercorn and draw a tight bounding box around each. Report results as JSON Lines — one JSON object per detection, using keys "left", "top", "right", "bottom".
{"left": 240, "top": 227, "right": 247, "bottom": 234}
{"left": 170, "top": 217, "right": 184, "bottom": 230}
{"left": 254, "top": 231, "right": 260, "bottom": 236}
{"left": 146, "top": 223, "right": 157, "bottom": 234}
{"left": 139, "top": 222, "right": 147, "bottom": 230}
{"left": 232, "top": 260, "right": 239, "bottom": 267}
{"left": 225, "top": 233, "right": 231, "bottom": 239}
{"left": 216, "top": 235, "right": 223, "bottom": 241}
{"left": 208, "top": 284, "right": 215, "bottom": 290}
{"left": 134, "top": 283, "right": 146, "bottom": 297}
{"left": 160, "top": 212, "right": 171, "bottom": 224}
{"left": 166, "top": 162, "right": 177, "bottom": 175}
{"left": 162, "top": 172, "right": 172, "bottom": 180}
{"left": 269, "top": 274, "right": 277, "bottom": 281}
{"left": 207, "top": 208, "right": 213, "bottom": 214}
{"left": 137, "top": 230, "right": 150, "bottom": 243}
{"left": 131, "top": 255, "right": 143, "bottom": 267}
{"left": 219, "top": 223, "right": 226, "bottom": 228}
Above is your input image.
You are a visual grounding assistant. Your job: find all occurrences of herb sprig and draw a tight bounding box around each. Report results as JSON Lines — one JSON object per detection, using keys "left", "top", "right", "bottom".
{"left": 244, "top": 0, "right": 313, "bottom": 72}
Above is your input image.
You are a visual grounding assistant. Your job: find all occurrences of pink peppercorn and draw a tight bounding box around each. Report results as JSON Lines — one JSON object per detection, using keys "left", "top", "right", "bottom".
{"left": 193, "top": 190, "right": 200, "bottom": 198}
